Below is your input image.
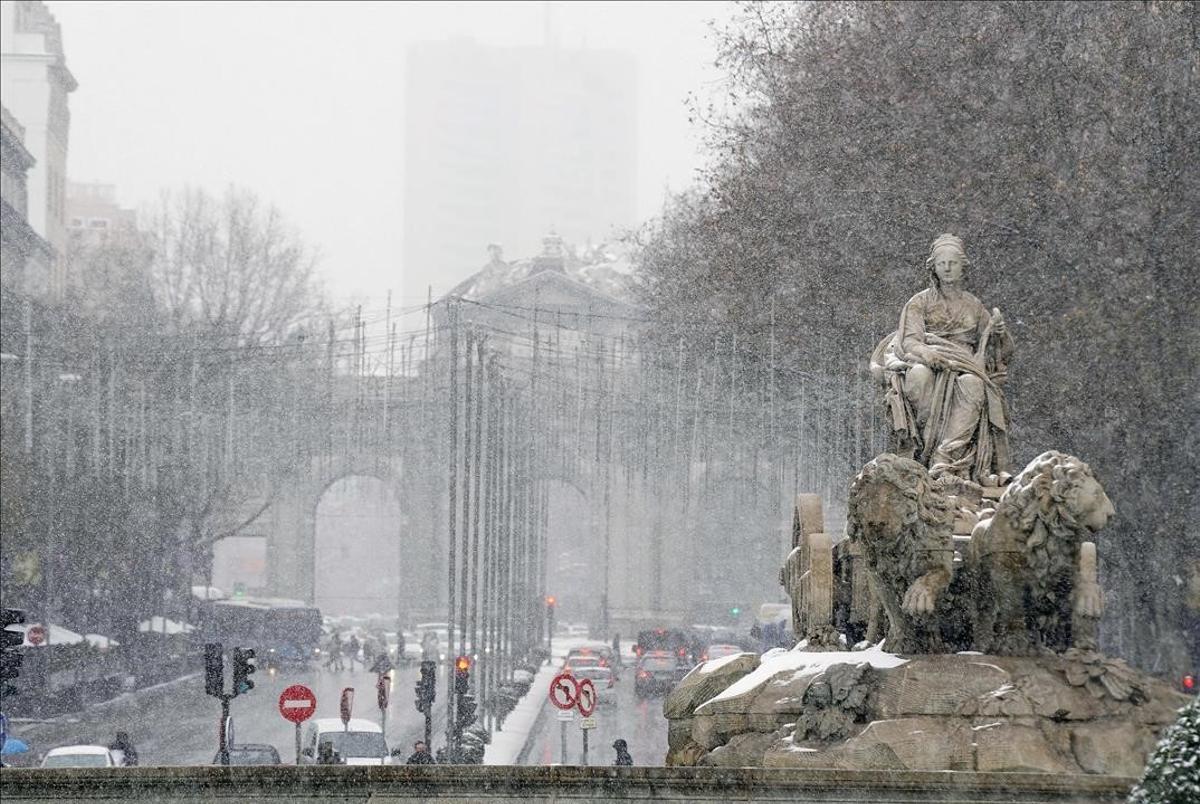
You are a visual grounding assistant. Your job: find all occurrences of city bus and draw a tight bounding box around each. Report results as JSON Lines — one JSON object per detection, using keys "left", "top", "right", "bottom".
{"left": 196, "top": 597, "right": 323, "bottom": 668}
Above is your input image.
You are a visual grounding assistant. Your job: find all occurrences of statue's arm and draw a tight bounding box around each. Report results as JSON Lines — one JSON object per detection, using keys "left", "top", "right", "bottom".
{"left": 898, "top": 296, "right": 941, "bottom": 367}
{"left": 981, "top": 306, "right": 1014, "bottom": 363}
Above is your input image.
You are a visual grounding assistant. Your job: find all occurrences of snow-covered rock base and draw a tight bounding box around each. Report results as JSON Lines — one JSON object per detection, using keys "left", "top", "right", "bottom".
{"left": 663, "top": 644, "right": 1190, "bottom": 777}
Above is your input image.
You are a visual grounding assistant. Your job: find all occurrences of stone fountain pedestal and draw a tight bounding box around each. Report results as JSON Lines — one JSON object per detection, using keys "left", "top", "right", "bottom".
{"left": 664, "top": 648, "right": 1188, "bottom": 777}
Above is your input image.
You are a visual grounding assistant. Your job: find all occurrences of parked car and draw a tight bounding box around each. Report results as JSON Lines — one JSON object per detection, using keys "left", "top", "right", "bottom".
{"left": 635, "top": 628, "right": 694, "bottom": 662}
{"left": 41, "top": 745, "right": 121, "bottom": 768}
{"left": 564, "top": 654, "right": 602, "bottom": 673}
{"left": 299, "top": 718, "right": 391, "bottom": 765}
{"left": 634, "top": 651, "right": 680, "bottom": 698}
{"left": 213, "top": 743, "right": 282, "bottom": 765}
{"left": 572, "top": 665, "right": 617, "bottom": 707}
{"left": 566, "top": 644, "right": 621, "bottom": 677}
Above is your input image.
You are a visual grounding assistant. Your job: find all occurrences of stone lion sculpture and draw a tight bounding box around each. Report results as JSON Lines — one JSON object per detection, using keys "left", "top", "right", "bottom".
{"left": 846, "top": 453, "right": 956, "bottom": 653}
{"left": 968, "top": 451, "right": 1114, "bottom": 655}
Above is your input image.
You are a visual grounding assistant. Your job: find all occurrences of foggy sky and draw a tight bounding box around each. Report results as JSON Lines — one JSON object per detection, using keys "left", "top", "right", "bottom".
{"left": 49, "top": 0, "right": 732, "bottom": 305}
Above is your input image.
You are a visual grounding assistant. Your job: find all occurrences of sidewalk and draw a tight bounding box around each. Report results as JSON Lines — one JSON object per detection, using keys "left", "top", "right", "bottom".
{"left": 482, "top": 638, "right": 594, "bottom": 765}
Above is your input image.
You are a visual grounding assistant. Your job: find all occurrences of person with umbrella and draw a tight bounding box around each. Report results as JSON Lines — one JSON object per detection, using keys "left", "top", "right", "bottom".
{"left": 0, "top": 737, "right": 30, "bottom": 767}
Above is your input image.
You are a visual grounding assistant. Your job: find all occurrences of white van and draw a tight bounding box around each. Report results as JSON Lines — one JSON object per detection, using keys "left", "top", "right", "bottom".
{"left": 299, "top": 718, "right": 391, "bottom": 765}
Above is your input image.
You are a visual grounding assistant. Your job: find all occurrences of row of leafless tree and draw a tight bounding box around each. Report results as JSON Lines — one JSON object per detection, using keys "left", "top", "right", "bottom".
{"left": 0, "top": 186, "right": 330, "bottom": 636}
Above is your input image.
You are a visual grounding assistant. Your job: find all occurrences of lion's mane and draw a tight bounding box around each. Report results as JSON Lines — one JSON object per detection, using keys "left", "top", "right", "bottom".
{"left": 847, "top": 453, "right": 954, "bottom": 581}
{"left": 996, "top": 450, "right": 1098, "bottom": 635}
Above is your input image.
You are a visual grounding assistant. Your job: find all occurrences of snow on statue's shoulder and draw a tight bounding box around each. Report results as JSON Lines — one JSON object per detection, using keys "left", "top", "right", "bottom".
{"left": 705, "top": 641, "right": 907, "bottom": 706}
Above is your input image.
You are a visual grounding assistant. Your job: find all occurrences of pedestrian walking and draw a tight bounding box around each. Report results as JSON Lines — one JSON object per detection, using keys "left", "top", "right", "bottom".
{"left": 326, "top": 632, "right": 345, "bottom": 672}
{"left": 317, "top": 740, "right": 342, "bottom": 765}
{"left": 108, "top": 731, "right": 139, "bottom": 766}
{"left": 406, "top": 740, "right": 435, "bottom": 764}
{"left": 612, "top": 738, "right": 633, "bottom": 766}
{"left": 421, "top": 631, "right": 439, "bottom": 662}
{"left": 347, "top": 634, "right": 361, "bottom": 671}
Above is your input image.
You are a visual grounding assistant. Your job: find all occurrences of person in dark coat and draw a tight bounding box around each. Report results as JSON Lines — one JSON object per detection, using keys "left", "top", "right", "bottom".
{"left": 406, "top": 740, "right": 436, "bottom": 764}
{"left": 612, "top": 738, "right": 633, "bottom": 766}
{"left": 316, "top": 740, "right": 342, "bottom": 765}
{"left": 108, "top": 731, "right": 139, "bottom": 766}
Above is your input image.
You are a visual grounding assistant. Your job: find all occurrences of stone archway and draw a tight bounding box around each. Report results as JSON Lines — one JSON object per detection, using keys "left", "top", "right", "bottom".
{"left": 262, "top": 454, "right": 441, "bottom": 618}
{"left": 541, "top": 478, "right": 592, "bottom": 625}
{"left": 313, "top": 475, "right": 402, "bottom": 617}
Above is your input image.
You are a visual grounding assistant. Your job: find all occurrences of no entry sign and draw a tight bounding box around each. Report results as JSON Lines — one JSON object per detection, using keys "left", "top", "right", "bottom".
{"left": 548, "top": 671, "right": 579, "bottom": 710}
{"left": 278, "top": 684, "right": 317, "bottom": 724}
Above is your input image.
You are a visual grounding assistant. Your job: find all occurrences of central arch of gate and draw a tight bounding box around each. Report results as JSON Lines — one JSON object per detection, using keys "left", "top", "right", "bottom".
{"left": 262, "top": 454, "right": 442, "bottom": 618}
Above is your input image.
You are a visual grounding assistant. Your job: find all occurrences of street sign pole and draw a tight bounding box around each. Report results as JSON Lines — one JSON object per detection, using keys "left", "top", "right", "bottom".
{"left": 376, "top": 672, "right": 390, "bottom": 738}
{"left": 575, "top": 678, "right": 596, "bottom": 768}
{"left": 340, "top": 687, "right": 355, "bottom": 734}
{"left": 278, "top": 684, "right": 318, "bottom": 765}
{"left": 548, "top": 671, "right": 579, "bottom": 765}
{"left": 218, "top": 695, "right": 231, "bottom": 766}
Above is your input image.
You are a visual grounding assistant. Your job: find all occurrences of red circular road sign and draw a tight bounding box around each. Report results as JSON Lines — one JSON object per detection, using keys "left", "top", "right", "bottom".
{"left": 278, "top": 684, "right": 317, "bottom": 724}
{"left": 26, "top": 625, "right": 46, "bottom": 646}
{"left": 576, "top": 678, "right": 597, "bottom": 717}
{"left": 548, "top": 672, "right": 579, "bottom": 711}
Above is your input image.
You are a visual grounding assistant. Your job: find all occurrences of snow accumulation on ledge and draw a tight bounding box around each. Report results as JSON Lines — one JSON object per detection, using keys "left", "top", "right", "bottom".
{"left": 703, "top": 642, "right": 908, "bottom": 707}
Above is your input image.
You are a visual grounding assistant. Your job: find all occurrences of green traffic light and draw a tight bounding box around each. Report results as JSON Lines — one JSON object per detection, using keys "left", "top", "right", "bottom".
{"left": 730, "top": 607, "right": 741, "bottom": 616}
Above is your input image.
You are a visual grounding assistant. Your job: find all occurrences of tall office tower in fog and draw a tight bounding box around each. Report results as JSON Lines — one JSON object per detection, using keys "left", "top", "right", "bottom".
{"left": 404, "top": 39, "right": 636, "bottom": 294}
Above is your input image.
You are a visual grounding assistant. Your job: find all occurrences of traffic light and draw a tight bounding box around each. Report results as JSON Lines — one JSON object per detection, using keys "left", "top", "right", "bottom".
{"left": 232, "top": 647, "right": 256, "bottom": 695}
{"left": 1183, "top": 674, "right": 1197, "bottom": 695}
{"left": 204, "top": 642, "right": 224, "bottom": 697}
{"left": 454, "top": 655, "right": 471, "bottom": 696}
{"left": 456, "top": 693, "right": 477, "bottom": 728}
{"left": 2, "top": 608, "right": 26, "bottom": 697}
{"left": 414, "top": 659, "right": 437, "bottom": 713}
{"left": 730, "top": 606, "right": 742, "bottom": 617}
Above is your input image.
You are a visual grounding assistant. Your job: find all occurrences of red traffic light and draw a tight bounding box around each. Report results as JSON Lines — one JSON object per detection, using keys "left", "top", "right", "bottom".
{"left": 1183, "top": 674, "right": 1196, "bottom": 693}
{"left": 454, "top": 655, "right": 471, "bottom": 673}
